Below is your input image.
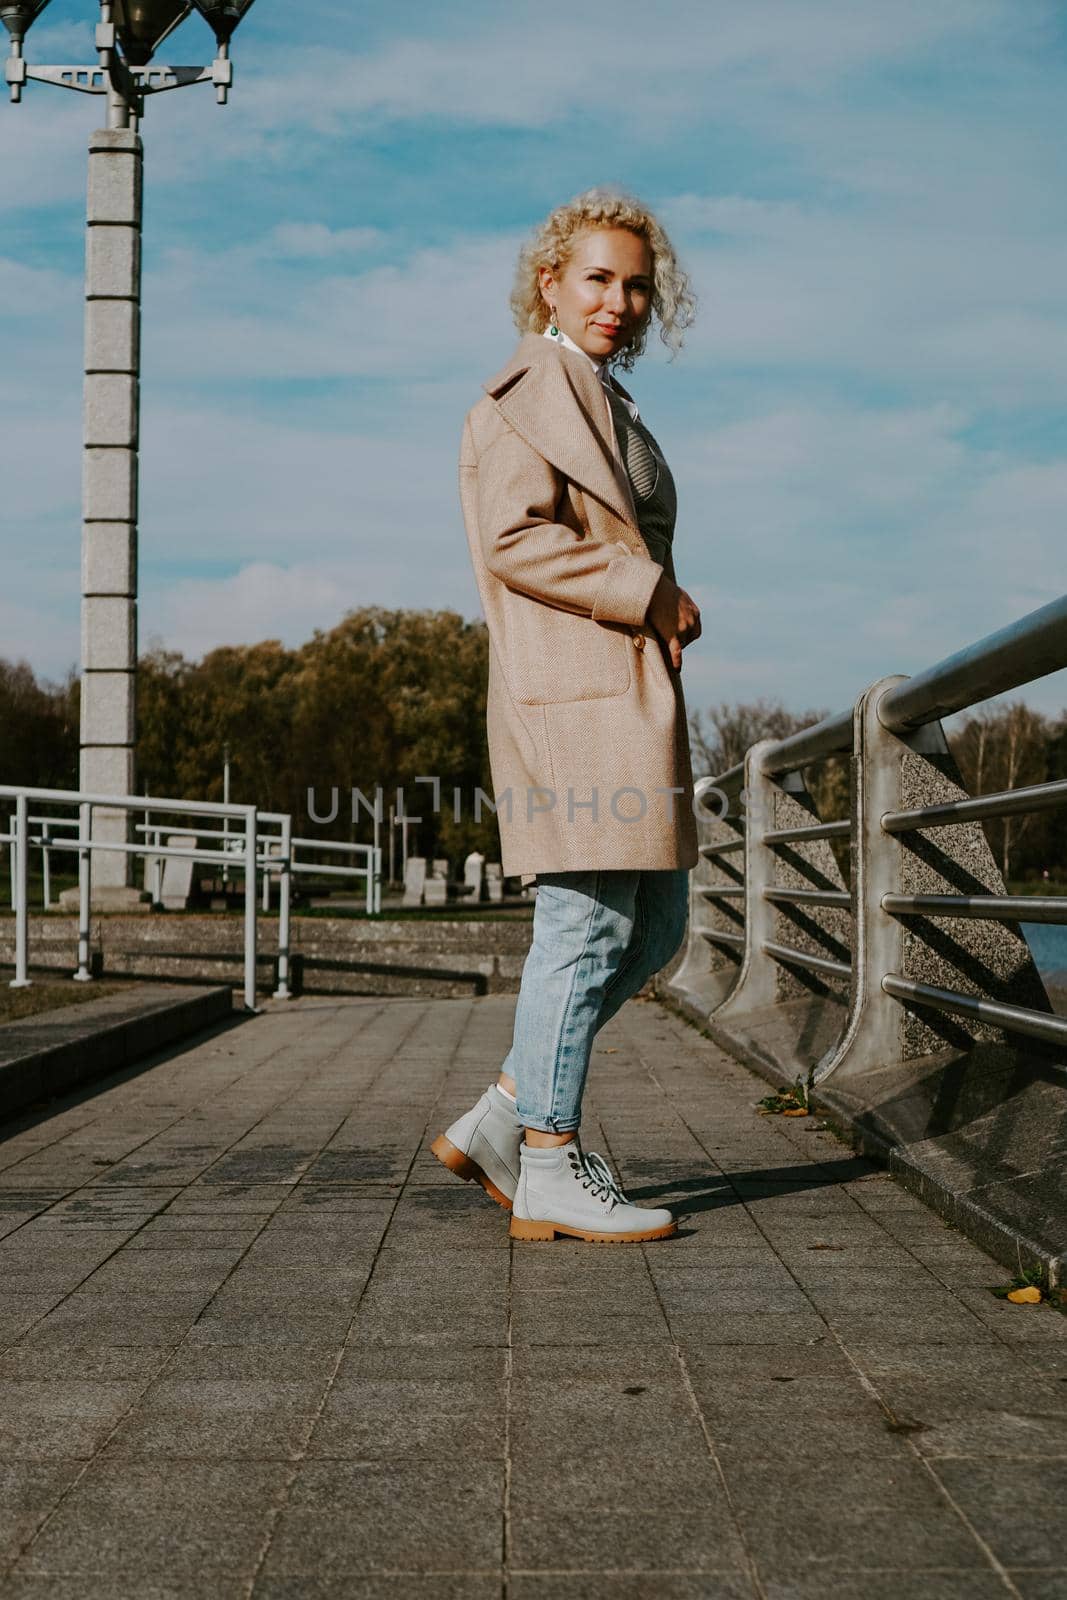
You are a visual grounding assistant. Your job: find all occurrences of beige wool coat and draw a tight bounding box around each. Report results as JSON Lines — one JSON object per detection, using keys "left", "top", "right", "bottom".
{"left": 459, "top": 330, "right": 700, "bottom": 885}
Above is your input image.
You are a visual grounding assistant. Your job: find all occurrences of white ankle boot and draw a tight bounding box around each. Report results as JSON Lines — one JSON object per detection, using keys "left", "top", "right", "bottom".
{"left": 510, "top": 1141, "right": 676, "bottom": 1243}
{"left": 430, "top": 1083, "right": 522, "bottom": 1210}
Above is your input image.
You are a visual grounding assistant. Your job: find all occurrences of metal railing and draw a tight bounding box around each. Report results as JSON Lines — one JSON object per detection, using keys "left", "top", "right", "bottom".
{"left": 0, "top": 785, "right": 385, "bottom": 1010}
{"left": 680, "top": 592, "right": 1067, "bottom": 1081}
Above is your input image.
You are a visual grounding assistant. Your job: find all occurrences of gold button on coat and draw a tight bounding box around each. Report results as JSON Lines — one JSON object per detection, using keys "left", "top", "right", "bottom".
{"left": 632, "top": 632, "right": 646, "bottom": 651}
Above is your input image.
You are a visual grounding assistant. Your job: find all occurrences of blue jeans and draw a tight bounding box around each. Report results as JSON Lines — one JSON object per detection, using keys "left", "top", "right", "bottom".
{"left": 502, "top": 868, "right": 690, "bottom": 1134}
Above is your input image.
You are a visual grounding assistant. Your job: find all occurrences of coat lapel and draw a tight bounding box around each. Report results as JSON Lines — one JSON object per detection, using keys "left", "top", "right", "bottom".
{"left": 483, "top": 333, "right": 642, "bottom": 542}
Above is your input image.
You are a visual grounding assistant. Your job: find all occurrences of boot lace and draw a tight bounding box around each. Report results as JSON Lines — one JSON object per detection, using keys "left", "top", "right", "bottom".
{"left": 567, "top": 1145, "right": 629, "bottom": 1206}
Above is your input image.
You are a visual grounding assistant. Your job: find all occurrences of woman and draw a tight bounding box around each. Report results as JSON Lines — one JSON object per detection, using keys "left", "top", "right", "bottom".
{"left": 431, "top": 188, "right": 702, "bottom": 1243}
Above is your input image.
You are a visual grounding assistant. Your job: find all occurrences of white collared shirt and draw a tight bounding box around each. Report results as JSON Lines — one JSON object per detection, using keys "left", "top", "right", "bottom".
{"left": 543, "top": 325, "right": 640, "bottom": 421}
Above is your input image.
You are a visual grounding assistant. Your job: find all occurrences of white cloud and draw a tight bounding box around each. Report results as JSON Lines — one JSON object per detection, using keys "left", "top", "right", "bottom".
{"left": 232, "top": 1, "right": 1039, "bottom": 139}
{"left": 265, "top": 222, "right": 384, "bottom": 260}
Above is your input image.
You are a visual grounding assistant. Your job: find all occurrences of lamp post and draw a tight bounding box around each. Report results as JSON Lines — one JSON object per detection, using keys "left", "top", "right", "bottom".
{"left": 4, "top": 0, "right": 255, "bottom": 910}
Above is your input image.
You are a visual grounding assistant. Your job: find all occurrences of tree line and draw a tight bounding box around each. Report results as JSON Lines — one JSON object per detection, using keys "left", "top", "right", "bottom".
{"left": 1, "top": 611, "right": 1063, "bottom": 884}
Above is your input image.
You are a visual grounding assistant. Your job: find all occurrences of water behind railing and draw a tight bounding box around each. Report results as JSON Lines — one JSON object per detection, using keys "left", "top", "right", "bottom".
{"left": 1022, "top": 922, "right": 1067, "bottom": 994}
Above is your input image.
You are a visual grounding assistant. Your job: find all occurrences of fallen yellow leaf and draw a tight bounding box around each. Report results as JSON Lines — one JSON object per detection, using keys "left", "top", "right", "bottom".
{"left": 1006, "top": 1285, "right": 1043, "bottom": 1304}
{"left": 782, "top": 1107, "right": 809, "bottom": 1117}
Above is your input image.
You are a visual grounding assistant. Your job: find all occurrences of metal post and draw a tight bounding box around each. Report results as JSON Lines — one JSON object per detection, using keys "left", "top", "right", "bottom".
{"left": 713, "top": 741, "right": 780, "bottom": 1021}
{"left": 11, "top": 793, "right": 30, "bottom": 988}
{"left": 41, "top": 820, "right": 51, "bottom": 908}
{"left": 222, "top": 743, "right": 230, "bottom": 885}
{"left": 274, "top": 814, "right": 292, "bottom": 1000}
{"left": 812, "top": 678, "right": 906, "bottom": 1083}
{"left": 74, "top": 802, "right": 93, "bottom": 981}
{"left": 8, "top": 836, "right": 16, "bottom": 910}
{"left": 153, "top": 827, "right": 163, "bottom": 904}
{"left": 374, "top": 845, "right": 382, "bottom": 914}
{"left": 262, "top": 843, "right": 270, "bottom": 912}
{"left": 243, "top": 805, "right": 257, "bottom": 1012}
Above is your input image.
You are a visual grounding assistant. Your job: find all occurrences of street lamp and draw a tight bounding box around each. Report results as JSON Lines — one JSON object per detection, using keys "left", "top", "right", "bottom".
{"left": 5, "top": 1, "right": 256, "bottom": 909}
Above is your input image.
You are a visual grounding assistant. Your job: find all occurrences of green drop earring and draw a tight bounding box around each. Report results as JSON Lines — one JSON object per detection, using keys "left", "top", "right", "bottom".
{"left": 548, "top": 304, "right": 560, "bottom": 337}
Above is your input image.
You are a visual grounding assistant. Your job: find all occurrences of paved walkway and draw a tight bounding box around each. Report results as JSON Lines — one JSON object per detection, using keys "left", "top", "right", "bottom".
{"left": 0, "top": 993, "right": 1065, "bottom": 1599}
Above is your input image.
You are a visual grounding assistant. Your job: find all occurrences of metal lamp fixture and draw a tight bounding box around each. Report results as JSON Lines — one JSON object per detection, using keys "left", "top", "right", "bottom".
{"left": 189, "top": 0, "right": 254, "bottom": 46}
{"left": 4, "top": 0, "right": 256, "bottom": 110}
{"left": 1, "top": 0, "right": 50, "bottom": 98}
{"left": 0, "top": 1, "right": 52, "bottom": 44}
{"left": 110, "top": 0, "right": 192, "bottom": 66}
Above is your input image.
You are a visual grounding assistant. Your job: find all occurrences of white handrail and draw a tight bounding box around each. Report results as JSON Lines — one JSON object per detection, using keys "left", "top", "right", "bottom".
{"left": 0, "top": 784, "right": 259, "bottom": 1012}
{"left": 1, "top": 786, "right": 387, "bottom": 1002}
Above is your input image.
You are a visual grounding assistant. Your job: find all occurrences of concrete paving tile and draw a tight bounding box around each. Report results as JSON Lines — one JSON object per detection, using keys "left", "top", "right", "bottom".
{"left": 911, "top": 1406, "right": 1067, "bottom": 1458}
{"left": 307, "top": 1408, "right": 504, "bottom": 1460}
{"left": 15, "top": 1459, "right": 291, "bottom": 1563}
{"left": 336, "top": 1344, "right": 506, "bottom": 1383}
{"left": 185, "top": 1311, "right": 353, "bottom": 1347}
{"left": 301, "top": 1151, "right": 411, "bottom": 1183}
{"left": 511, "top": 1403, "right": 707, "bottom": 1464}
{"left": 0, "top": 1212, "right": 42, "bottom": 1239}
{"left": 20, "top": 1297, "right": 210, "bottom": 1349}
{"left": 272, "top": 1187, "right": 402, "bottom": 1215}
{"left": 324, "top": 1376, "right": 504, "bottom": 1415}
{"left": 0, "top": 1576, "right": 250, "bottom": 1598}
{"left": 0, "top": 1347, "right": 170, "bottom": 1381}
{"left": 382, "top": 1187, "right": 511, "bottom": 1249}
{"left": 3, "top": 1270, "right": 101, "bottom": 1297}
{"left": 166, "top": 1185, "right": 294, "bottom": 1213}
{"left": 510, "top": 1310, "right": 673, "bottom": 1348}
{"left": 952, "top": 1289, "right": 1067, "bottom": 1342}
{"left": 724, "top": 1457, "right": 988, "bottom": 1570}
{"left": 511, "top": 1375, "right": 688, "bottom": 1415}
{"left": 510, "top": 1343, "right": 677, "bottom": 1381}
{"left": 140, "top": 1214, "right": 267, "bottom": 1233}
{"left": 1007, "top": 1575, "right": 1067, "bottom": 1599}
{"left": 688, "top": 1372, "right": 884, "bottom": 1420}
{"left": 126, "top": 1230, "right": 260, "bottom": 1251}
{"left": 208, "top": 1281, "right": 366, "bottom": 1311}
{"left": 710, "top": 1410, "right": 913, "bottom": 1462}
{"left": 652, "top": 1279, "right": 816, "bottom": 1316}
{"left": 820, "top": 1306, "right": 997, "bottom": 1345}
{"left": 664, "top": 1309, "right": 830, "bottom": 1345}
{"left": 101, "top": 1408, "right": 313, "bottom": 1459}
{"left": 680, "top": 1340, "right": 857, "bottom": 1379}
{"left": 141, "top": 1377, "right": 326, "bottom": 1413}
{"left": 850, "top": 1341, "right": 1034, "bottom": 1382}
{"left": 506, "top": 1579, "right": 755, "bottom": 1600}
{"left": 77, "top": 1252, "right": 244, "bottom": 1293}
{"left": 509, "top": 1507, "right": 748, "bottom": 1574}
{"left": 0, "top": 1460, "right": 84, "bottom": 1563}
{"left": 0, "top": 1379, "right": 144, "bottom": 1455}
{"left": 0, "top": 1297, "right": 68, "bottom": 1341}
{"left": 264, "top": 1460, "right": 503, "bottom": 1572}
{"left": 254, "top": 1581, "right": 500, "bottom": 1600}
{"left": 932, "top": 1460, "right": 1067, "bottom": 1566}
{"left": 760, "top": 1571, "right": 1008, "bottom": 1599}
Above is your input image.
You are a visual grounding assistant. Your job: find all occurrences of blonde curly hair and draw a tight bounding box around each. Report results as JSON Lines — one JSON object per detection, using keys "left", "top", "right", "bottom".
{"left": 510, "top": 186, "right": 696, "bottom": 373}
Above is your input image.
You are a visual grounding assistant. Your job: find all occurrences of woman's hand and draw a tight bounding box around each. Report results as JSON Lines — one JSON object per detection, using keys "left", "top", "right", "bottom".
{"left": 646, "top": 573, "right": 701, "bottom": 670}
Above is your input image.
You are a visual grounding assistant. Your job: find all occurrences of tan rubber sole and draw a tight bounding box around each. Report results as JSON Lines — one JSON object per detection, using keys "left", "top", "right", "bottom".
{"left": 509, "top": 1214, "right": 677, "bottom": 1243}
{"left": 430, "top": 1133, "right": 513, "bottom": 1212}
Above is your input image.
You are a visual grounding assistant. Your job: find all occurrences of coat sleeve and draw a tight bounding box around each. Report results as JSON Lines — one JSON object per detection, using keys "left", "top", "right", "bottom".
{"left": 471, "top": 422, "right": 663, "bottom": 628}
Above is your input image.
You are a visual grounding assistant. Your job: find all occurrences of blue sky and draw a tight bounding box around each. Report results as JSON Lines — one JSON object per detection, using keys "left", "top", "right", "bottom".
{"left": 2, "top": 0, "right": 1066, "bottom": 721}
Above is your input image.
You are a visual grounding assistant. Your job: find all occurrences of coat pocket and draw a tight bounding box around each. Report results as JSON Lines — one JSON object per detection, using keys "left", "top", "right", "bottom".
{"left": 507, "top": 594, "right": 632, "bottom": 705}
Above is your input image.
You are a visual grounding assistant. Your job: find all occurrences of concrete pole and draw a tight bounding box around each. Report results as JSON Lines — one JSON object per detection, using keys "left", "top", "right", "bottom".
{"left": 75, "top": 85, "right": 149, "bottom": 910}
